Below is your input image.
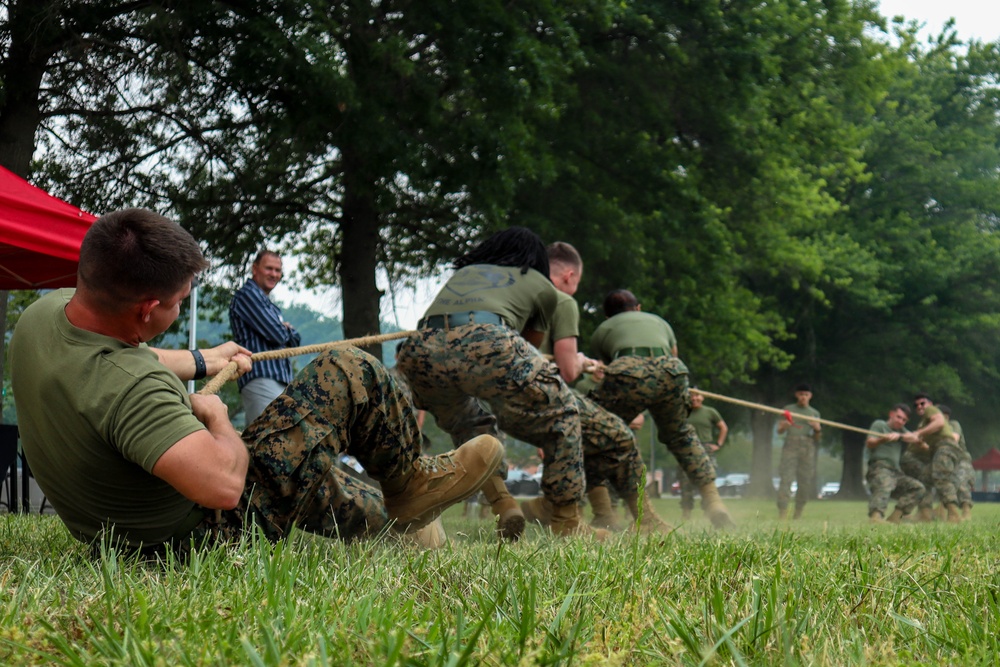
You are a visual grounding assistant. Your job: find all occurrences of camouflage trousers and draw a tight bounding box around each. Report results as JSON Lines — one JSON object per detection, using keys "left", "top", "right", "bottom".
{"left": 679, "top": 454, "right": 718, "bottom": 511}
{"left": 900, "top": 447, "right": 935, "bottom": 509}
{"left": 397, "top": 323, "right": 584, "bottom": 506}
{"left": 865, "top": 460, "right": 925, "bottom": 516}
{"left": 574, "top": 390, "right": 645, "bottom": 500}
{"left": 589, "top": 356, "right": 715, "bottom": 488}
{"left": 931, "top": 445, "right": 963, "bottom": 506}
{"left": 957, "top": 452, "right": 974, "bottom": 507}
{"left": 777, "top": 437, "right": 816, "bottom": 511}
{"left": 188, "top": 347, "right": 421, "bottom": 547}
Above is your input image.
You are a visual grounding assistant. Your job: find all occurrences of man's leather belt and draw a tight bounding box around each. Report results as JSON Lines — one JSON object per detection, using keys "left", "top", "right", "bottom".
{"left": 418, "top": 311, "right": 505, "bottom": 329}
{"left": 613, "top": 346, "right": 668, "bottom": 359}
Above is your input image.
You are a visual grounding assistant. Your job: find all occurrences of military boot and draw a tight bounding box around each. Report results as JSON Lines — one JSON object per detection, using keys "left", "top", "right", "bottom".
{"left": 961, "top": 503, "right": 972, "bottom": 521}
{"left": 700, "top": 483, "right": 735, "bottom": 528}
{"left": 382, "top": 434, "right": 503, "bottom": 531}
{"left": 945, "top": 503, "right": 962, "bottom": 524}
{"left": 792, "top": 505, "right": 805, "bottom": 520}
{"left": 777, "top": 507, "right": 788, "bottom": 520}
{"left": 399, "top": 517, "right": 447, "bottom": 550}
{"left": 550, "top": 501, "right": 611, "bottom": 540}
{"left": 886, "top": 508, "right": 905, "bottom": 524}
{"left": 916, "top": 506, "right": 934, "bottom": 522}
{"left": 625, "top": 493, "right": 674, "bottom": 534}
{"left": 521, "top": 495, "right": 554, "bottom": 527}
{"left": 588, "top": 487, "right": 623, "bottom": 531}
{"left": 480, "top": 475, "right": 525, "bottom": 541}
{"left": 681, "top": 508, "right": 693, "bottom": 521}
{"left": 869, "top": 510, "right": 886, "bottom": 524}
{"left": 935, "top": 506, "right": 948, "bottom": 522}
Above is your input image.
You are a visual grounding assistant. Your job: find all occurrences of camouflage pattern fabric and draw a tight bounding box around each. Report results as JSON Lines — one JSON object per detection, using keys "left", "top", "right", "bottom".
{"left": 956, "top": 451, "right": 975, "bottom": 507}
{"left": 187, "top": 347, "right": 421, "bottom": 548}
{"left": 574, "top": 392, "right": 645, "bottom": 499}
{"left": 397, "top": 323, "right": 585, "bottom": 506}
{"left": 589, "top": 355, "right": 715, "bottom": 488}
{"left": 777, "top": 436, "right": 816, "bottom": 511}
{"left": 900, "top": 446, "right": 935, "bottom": 509}
{"left": 865, "top": 459, "right": 925, "bottom": 515}
{"left": 930, "top": 444, "right": 963, "bottom": 506}
{"left": 679, "top": 455, "right": 717, "bottom": 511}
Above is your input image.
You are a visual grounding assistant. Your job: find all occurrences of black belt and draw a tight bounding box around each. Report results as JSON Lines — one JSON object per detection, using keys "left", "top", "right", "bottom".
{"left": 613, "top": 346, "right": 668, "bottom": 359}
{"left": 418, "top": 311, "right": 506, "bottom": 329}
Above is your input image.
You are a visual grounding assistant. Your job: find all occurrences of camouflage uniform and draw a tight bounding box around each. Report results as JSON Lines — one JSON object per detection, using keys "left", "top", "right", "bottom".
{"left": 679, "top": 405, "right": 725, "bottom": 511}
{"left": 575, "top": 391, "right": 645, "bottom": 499}
{"left": 188, "top": 347, "right": 421, "bottom": 547}
{"left": 776, "top": 404, "right": 820, "bottom": 513}
{"left": 866, "top": 461, "right": 925, "bottom": 516}
{"left": 950, "top": 420, "right": 974, "bottom": 509}
{"left": 589, "top": 356, "right": 715, "bottom": 488}
{"left": 900, "top": 446, "right": 935, "bottom": 510}
{"left": 930, "top": 444, "right": 963, "bottom": 506}
{"left": 397, "top": 323, "right": 585, "bottom": 506}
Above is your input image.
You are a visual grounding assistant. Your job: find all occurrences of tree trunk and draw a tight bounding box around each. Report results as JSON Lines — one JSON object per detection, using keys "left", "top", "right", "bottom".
{"left": 748, "top": 408, "right": 776, "bottom": 499}
{"left": 838, "top": 428, "right": 868, "bottom": 499}
{"left": 339, "top": 153, "right": 384, "bottom": 361}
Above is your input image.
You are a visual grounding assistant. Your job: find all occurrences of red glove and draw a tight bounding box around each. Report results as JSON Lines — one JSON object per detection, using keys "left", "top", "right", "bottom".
{"left": 783, "top": 410, "right": 794, "bottom": 425}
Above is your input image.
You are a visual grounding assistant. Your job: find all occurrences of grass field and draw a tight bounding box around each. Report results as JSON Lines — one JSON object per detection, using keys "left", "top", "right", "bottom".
{"left": 1, "top": 497, "right": 998, "bottom": 665}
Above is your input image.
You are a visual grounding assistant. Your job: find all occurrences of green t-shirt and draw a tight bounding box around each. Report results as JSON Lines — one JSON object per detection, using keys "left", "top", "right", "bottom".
{"left": 866, "top": 419, "right": 906, "bottom": 466}
{"left": 950, "top": 420, "right": 968, "bottom": 452}
{"left": 10, "top": 289, "right": 206, "bottom": 546}
{"left": 687, "top": 406, "right": 723, "bottom": 446}
{"left": 590, "top": 311, "right": 677, "bottom": 363}
{"left": 539, "top": 290, "right": 580, "bottom": 355}
{"left": 918, "top": 405, "right": 955, "bottom": 451}
{"left": 425, "top": 264, "right": 558, "bottom": 333}
{"left": 782, "top": 403, "right": 821, "bottom": 443}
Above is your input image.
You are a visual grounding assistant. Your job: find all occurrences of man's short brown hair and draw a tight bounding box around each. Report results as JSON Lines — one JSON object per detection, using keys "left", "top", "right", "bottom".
{"left": 78, "top": 208, "right": 208, "bottom": 309}
{"left": 546, "top": 241, "right": 582, "bottom": 269}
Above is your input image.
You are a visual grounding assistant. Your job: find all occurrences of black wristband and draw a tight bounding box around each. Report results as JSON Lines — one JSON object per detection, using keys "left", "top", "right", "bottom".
{"left": 191, "top": 349, "right": 207, "bottom": 380}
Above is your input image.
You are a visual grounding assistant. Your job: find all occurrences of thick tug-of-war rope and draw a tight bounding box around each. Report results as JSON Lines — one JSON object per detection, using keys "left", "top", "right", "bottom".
{"left": 571, "top": 357, "right": 882, "bottom": 438}
{"left": 690, "top": 388, "right": 883, "bottom": 438}
{"left": 198, "top": 330, "right": 417, "bottom": 396}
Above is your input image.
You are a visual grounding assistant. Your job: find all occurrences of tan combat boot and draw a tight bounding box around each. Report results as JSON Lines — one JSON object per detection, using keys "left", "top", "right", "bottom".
{"left": 625, "top": 494, "right": 674, "bottom": 534}
{"left": 521, "top": 495, "right": 554, "bottom": 527}
{"left": 399, "top": 517, "right": 448, "bottom": 550}
{"left": 700, "top": 483, "right": 735, "bottom": 528}
{"left": 961, "top": 503, "right": 972, "bottom": 521}
{"left": 886, "top": 508, "right": 905, "bottom": 524}
{"left": 681, "top": 508, "right": 693, "bottom": 521}
{"left": 382, "top": 434, "right": 503, "bottom": 531}
{"left": 869, "top": 510, "right": 886, "bottom": 524}
{"left": 935, "top": 506, "right": 948, "bottom": 522}
{"left": 588, "top": 487, "right": 623, "bottom": 531}
{"left": 916, "top": 506, "right": 934, "bottom": 522}
{"left": 777, "top": 507, "right": 788, "bottom": 520}
{"left": 945, "top": 503, "right": 962, "bottom": 524}
{"left": 550, "top": 501, "right": 611, "bottom": 540}
{"left": 480, "top": 475, "right": 525, "bottom": 541}
{"left": 792, "top": 505, "right": 804, "bottom": 520}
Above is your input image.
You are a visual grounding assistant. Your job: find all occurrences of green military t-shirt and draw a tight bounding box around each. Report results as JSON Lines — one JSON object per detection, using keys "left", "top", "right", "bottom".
{"left": 782, "top": 403, "right": 821, "bottom": 443}
{"left": 424, "top": 264, "right": 558, "bottom": 333}
{"left": 687, "top": 406, "right": 723, "bottom": 446}
{"left": 590, "top": 311, "right": 677, "bottom": 363}
{"left": 918, "top": 405, "right": 954, "bottom": 451}
{"left": 866, "top": 419, "right": 906, "bottom": 466}
{"left": 10, "top": 289, "right": 207, "bottom": 546}
{"left": 539, "top": 290, "right": 580, "bottom": 355}
{"left": 950, "top": 420, "right": 968, "bottom": 452}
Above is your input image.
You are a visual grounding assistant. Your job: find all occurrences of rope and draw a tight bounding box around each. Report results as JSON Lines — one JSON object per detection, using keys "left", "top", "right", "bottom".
{"left": 197, "top": 330, "right": 417, "bottom": 396}
{"left": 691, "top": 388, "right": 883, "bottom": 438}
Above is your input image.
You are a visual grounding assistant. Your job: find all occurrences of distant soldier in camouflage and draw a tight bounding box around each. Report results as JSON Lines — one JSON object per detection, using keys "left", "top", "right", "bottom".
{"left": 902, "top": 393, "right": 963, "bottom": 523}
{"left": 680, "top": 389, "right": 728, "bottom": 521}
{"left": 522, "top": 242, "right": 673, "bottom": 534}
{"left": 899, "top": 435, "right": 936, "bottom": 522}
{"left": 939, "top": 405, "right": 974, "bottom": 521}
{"left": 776, "top": 383, "right": 821, "bottom": 520}
{"left": 865, "top": 403, "right": 925, "bottom": 523}
{"left": 588, "top": 289, "right": 734, "bottom": 528}
{"left": 397, "top": 227, "right": 607, "bottom": 541}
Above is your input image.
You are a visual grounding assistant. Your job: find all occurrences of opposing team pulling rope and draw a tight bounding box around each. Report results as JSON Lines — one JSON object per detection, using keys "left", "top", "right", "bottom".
{"left": 198, "top": 330, "right": 416, "bottom": 396}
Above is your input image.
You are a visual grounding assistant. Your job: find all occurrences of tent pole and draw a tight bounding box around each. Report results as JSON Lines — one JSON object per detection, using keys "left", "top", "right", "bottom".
{"left": 187, "top": 283, "right": 198, "bottom": 394}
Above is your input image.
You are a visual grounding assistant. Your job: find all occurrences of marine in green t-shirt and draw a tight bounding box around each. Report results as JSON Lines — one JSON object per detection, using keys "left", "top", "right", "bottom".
{"left": 775, "top": 383, "right": 821, "bottom": 519}
{"left": 864, "top": 403, "right": 925, "bottom": 521}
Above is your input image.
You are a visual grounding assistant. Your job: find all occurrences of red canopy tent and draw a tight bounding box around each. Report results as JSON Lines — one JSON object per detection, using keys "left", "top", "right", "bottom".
{"left": 971, "top": 447, "right": 1000, "bottom": 492}
{"left": 0, "top": 165, "right": 97, "bottom": 289}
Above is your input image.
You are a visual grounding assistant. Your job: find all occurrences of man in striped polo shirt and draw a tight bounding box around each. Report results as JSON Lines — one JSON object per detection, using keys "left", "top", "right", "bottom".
{"left": 229, "top": 250, "right": 301, "bottom": 425}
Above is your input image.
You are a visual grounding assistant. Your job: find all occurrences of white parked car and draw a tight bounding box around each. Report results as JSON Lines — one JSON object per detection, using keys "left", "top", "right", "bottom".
{"left": 820, "top": 482, "right": 840, "bottom": 498}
